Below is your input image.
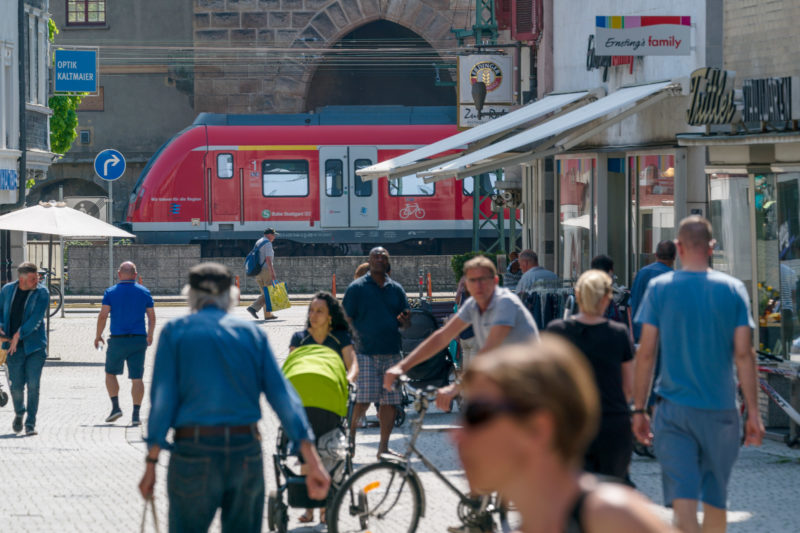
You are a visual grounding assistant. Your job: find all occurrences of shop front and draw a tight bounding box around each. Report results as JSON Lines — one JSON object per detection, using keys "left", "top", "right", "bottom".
{"left": 555, "top": 150, "right": 685, "bottom": 287}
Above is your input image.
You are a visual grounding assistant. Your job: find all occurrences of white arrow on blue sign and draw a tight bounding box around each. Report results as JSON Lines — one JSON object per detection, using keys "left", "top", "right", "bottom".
{"left": 94, "top": 149, "right": 126, "bottom": 181}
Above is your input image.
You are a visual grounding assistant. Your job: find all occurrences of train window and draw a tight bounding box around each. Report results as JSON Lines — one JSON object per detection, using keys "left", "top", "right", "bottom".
{"left": 262, "top": 160, "right": 309, "bottom": 197}
{"left": 325, "top": 160, "right": 343, "bottom": 197}
{"left": 353, "top": 159, "right": 373, "bottom": 197}
{"left": 463, "top": 173, "right": 499, "bottom": 196}
{"left": 388, "top": 174, "right": 435, "bottom": 196}
{"left": 217, "top": 153, "right": 233, "bottom": 179}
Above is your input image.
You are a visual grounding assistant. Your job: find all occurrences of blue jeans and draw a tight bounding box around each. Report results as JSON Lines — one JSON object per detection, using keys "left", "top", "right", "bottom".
{"left": 167, "top": 433, "right": 264, "bottom": 533}
{"left": 6, "top": 348, "right": 46, "bottom": 429}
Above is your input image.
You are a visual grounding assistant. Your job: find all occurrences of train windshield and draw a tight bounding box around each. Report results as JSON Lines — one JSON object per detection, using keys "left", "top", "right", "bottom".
{"left": 130, "top": 125, "right": 194, "bottom": 198}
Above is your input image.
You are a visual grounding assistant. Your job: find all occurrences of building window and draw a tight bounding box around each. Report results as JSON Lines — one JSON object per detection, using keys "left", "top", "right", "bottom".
{"left": 557, "top": 157, "right": 595, "bottom": 281}
{"left": 388, "top": 174, "right": 435, "bottom": 196}
{"left": 67, "top": 1, "right": 106, "bottom": 25}
{"left": 262, "top": 160, "right": 308, "bottom": 197}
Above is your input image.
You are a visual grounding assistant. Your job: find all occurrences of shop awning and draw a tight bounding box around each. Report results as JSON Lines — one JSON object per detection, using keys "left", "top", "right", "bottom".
{"left": 355, "top": 90, "right": 598, "bottom": 181}
{"left": 417, "top": 80, "right": 684, "bottom": 182}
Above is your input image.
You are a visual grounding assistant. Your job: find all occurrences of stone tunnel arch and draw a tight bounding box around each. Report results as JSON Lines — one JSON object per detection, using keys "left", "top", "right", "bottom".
{"left": 304, "top": 20, "right": 456, "bottom": 109}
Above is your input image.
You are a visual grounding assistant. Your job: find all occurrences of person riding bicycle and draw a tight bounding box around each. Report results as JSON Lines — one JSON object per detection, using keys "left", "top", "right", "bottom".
{"left": 455, "top": 336, "right": 676, "bottom": 533}
{"left": 384, "top": 255, "right": 539, "bottom": 411}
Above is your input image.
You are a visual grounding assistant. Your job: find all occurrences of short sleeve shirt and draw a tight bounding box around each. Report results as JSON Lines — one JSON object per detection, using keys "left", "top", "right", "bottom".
{"left": 342, "top": 274, "right": 409, "bottom": 355}
{"left": 102, "top": 281, "right": 154, "bottom": 336}
{"left": 635, "top": 270, "right": 755, "bottom": 410}
{"left": 256, "top": 237, "right": 274, "bottom": 264}
{"left": 290, "top": 329, "right": 353, "bottom": 360}
{"left": 456, "top": 286, "right": 539, "bottom": 348}
{"left": 515, "top": 267, "right": 558, "bottom": 293}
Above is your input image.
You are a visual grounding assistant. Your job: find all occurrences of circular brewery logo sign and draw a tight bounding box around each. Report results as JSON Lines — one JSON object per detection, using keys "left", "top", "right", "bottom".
{"left": 470, "top": 61, "right": 503, "bottom": 91}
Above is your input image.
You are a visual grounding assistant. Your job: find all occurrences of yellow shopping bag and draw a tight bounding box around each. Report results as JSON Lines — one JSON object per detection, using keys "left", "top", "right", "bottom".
{"left": 267, "top": 281, "right": 291, "bottom": 312}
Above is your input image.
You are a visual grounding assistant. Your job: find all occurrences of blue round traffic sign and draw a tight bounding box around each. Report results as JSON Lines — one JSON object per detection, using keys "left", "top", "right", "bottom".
{"left": 94, "top": 149, "right": 126, "bottom": 181}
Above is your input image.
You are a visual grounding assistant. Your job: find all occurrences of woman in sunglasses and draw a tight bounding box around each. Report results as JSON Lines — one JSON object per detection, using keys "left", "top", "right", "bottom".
{"left": 455, "top": 336, "right": 673, "bottom": 533}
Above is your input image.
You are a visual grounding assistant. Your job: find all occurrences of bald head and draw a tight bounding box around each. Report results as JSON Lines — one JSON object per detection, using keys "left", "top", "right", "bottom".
{"left": 677, "top": 216, "right": 713, "bottom": 251}
{"left": 118, "top": 262, "right": 137, "bottom": 280}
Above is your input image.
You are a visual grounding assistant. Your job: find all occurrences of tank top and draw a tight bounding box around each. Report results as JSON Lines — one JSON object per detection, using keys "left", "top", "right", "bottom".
{"left": 564, "top": 488, "right": 589, "bottom": 533}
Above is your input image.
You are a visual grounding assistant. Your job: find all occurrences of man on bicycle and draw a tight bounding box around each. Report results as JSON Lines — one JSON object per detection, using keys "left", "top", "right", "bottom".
{"left": 383, "top": 255, "right": 538, "bottom": 411}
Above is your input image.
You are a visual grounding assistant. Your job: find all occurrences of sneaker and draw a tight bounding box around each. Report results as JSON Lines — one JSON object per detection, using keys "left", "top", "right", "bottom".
{"left": 105, "top": 409, "right": 123, "bottom": 423}
{"left": 25, "top": 427, "right": 37, "bottom": 436}
{"left": 246, "top": 307, "right": 259, "bottom": 320}
{"left": 12, "top": 415, "right": 22, "bottom": 433}
{"left": 131, "top": 418, "right": 142, "bottom": 427}
{"left": 0, "top": 389, "right": 8, "bottom": 407}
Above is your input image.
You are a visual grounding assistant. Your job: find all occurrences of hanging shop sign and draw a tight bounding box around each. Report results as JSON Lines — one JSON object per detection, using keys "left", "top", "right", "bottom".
{"left": 586, "top": 35, "right": 635, "bottom": 83}
{"left": 595, "top": 16, "right": 691, "bottom": 56}
{"left": 686, "top": 67, "right": 737, "bottom": 126}
{"left": 458, "top": 54, "right": 514, "bottom": 128}
{"left": 742, "top": 76, "right": 800, "bottom": 122}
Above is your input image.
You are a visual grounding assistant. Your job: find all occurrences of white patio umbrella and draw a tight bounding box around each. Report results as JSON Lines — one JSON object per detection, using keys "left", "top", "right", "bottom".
{"left": 0, "top": 201, "right": 135, "bottom": 353}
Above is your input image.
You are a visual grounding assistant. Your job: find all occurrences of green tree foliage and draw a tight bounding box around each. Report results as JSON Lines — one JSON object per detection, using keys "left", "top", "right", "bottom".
{"left": 47, "top": 19, "right": 85, "bottom": 155}
{"left": 450, "top": 251, "right": 499, "bottom": 283}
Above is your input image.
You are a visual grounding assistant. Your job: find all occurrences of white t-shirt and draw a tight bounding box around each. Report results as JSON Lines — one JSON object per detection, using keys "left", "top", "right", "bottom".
{"left": 456, "top": 286, "right": 539, "bottom": 349}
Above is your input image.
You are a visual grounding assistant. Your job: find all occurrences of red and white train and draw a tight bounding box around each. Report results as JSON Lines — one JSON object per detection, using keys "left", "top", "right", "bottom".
{"left": 125, "top": 107, "right": 498, "bottom": 255}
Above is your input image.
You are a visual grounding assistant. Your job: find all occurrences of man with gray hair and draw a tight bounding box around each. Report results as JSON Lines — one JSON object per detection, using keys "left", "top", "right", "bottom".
{"left": 0, "top": 262, "right": 49, "bottom": 435}
{"left": 140, "top": 262, "right": 329, "bottom": 532}
{"left": 515, "top": 249, "right": 558, "bottom": 294}
{"left": 94, "top": 261, "right": 155, "bottom": 426}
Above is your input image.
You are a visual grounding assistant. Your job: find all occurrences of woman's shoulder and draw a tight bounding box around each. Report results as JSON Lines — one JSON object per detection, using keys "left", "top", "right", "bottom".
{"left": 290, "top": 329, "right": 310, "bottom": 344}
{"left": 581, "top": 478, "right": 674, "bottom": 533}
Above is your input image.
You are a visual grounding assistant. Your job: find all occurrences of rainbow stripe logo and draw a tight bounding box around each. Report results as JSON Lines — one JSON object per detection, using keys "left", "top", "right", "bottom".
{"left": 596, "top": 16, "right": 691, "bottom": 28}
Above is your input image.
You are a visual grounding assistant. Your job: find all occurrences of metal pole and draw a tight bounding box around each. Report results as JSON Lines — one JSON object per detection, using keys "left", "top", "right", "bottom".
{"left": 108, "top": 181, "right": 113, "bottom": 287}
{"left": 472, "top": 178, "right": 480, "bottom": 252}
{"left": 498, "top": 206, "right": 506, "bottom": 255}
{"left": 46, "top": 234, "right": 51, "bottom": 356}
{"left": 59, "top": 185, "right": 65, "bottom": 318}
{"left": 509, "top": 207, "right": 517, "bottom": 253}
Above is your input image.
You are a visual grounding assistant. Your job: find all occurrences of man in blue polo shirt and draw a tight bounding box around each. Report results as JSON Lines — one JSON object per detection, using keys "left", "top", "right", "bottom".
{"left": 343, "top": 246, "right": 410, "bottom": 458}
{"left": 94, "top": 262, "right": 155, "bottom": 426}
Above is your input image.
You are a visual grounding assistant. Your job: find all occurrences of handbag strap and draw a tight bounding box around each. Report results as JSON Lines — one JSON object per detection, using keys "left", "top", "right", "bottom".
{"left": 140, "top": 495, "right": 160, "bottom": 533}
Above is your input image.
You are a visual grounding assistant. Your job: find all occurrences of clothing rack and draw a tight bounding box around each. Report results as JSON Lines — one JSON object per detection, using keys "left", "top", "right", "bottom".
{"left": 520, "top": 280, "right": 576, "bottom": 330}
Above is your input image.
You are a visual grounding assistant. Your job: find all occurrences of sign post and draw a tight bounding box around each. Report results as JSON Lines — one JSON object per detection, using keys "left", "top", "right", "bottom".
{"left": 94, "top": 149, "right": 126, "bottom": 287}
{"left": 54, "top": 49, "right": 98, "bottom": 94}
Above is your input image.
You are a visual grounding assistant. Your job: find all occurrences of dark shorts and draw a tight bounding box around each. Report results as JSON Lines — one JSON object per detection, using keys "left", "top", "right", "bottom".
{"left": 653, "top": 398, "right": 740, "bottom": 509}
{"left": 106, "top": 336, "right": 147, "bottom": 379}
{"left": 356, "top": 353, "right": 403, "bottom": 405}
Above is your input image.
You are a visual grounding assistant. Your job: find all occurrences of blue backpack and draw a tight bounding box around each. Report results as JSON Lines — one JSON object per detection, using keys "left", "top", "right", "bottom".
{"left": 244, "top": 239, "right": 269, "bottom": 276}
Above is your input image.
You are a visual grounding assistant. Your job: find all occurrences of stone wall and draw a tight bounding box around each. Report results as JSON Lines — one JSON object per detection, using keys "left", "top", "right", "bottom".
{"left": 66, "top": 244, "right": 458, "bottom": 295}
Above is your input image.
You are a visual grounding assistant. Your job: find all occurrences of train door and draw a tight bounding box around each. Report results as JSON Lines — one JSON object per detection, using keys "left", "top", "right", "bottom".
{"left": 349, "top": 147, "right": 379, "bottom": 227}
{"left": 319, "top": 147, "right": 349, "bottom": 227}
{"left": 318, "top": 146, "right": 378, "bottom": 228}
{"left": 208, "top": 151, "right": 240, "bottom": 220}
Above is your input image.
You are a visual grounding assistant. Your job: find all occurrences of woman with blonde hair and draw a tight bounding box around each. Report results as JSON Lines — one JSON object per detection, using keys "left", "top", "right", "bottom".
{"left": 546, "top": 269, "right": 634, "bottom": 480}
{"left": 455, "top": 337, "right": 673, "bottom": 533}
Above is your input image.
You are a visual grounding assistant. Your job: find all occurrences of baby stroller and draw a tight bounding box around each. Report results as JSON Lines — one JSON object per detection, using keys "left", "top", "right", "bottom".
{"left": 395, "top": 305, "right": 456, "bottom": 425}
{"left": 268, "top": 344, "right": 355, "bottom": 533}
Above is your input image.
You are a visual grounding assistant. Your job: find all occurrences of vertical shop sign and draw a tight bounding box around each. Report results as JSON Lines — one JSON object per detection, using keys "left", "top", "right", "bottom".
{"left": 686, "top": 67, "right": 737, "bottom": 125}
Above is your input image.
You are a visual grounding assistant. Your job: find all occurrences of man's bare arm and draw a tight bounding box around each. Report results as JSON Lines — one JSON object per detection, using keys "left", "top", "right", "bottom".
{"left": 95, "top": 305, "right": 111, "bottom": 349}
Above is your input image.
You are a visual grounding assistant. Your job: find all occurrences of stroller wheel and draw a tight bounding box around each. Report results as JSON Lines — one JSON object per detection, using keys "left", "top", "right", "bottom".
{"left": 267, "top": 491, "right": 288, "bottom": 533}
{"left": 0, "top": 390, "right": 7, "bottom": 408}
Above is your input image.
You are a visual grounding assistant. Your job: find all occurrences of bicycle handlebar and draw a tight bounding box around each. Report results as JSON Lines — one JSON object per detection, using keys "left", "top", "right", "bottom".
{"left": 756, "top": 350, "right": 783, "bottom": 362}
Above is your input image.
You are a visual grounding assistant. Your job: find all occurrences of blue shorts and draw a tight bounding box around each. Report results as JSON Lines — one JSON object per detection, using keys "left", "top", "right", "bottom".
{"left": 356, "top": 353, "right": 402, "bottom": 405}
{"left": 652, "top": 398, "right": 740, "bottom": 509}
{"left": 106, "top": 336, "right": 148, "bottom": 380}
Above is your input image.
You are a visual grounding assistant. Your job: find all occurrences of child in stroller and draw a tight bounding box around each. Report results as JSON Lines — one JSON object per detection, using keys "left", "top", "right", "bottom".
{"left": 269, "top": 344, "right": 355, "bottom": 532}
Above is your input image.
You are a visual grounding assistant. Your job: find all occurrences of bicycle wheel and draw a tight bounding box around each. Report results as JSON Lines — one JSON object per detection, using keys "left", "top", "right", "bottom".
{"left": 48, "top": 284, "right": 62, "bottom": 317}
{"left": 328, "top": 461, "right": 423, "bottom": 533}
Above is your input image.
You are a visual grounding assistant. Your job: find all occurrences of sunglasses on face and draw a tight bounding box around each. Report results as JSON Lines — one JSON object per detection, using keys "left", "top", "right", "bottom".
{"left": 461, "top": 399, "right": 533, "bottom": 429}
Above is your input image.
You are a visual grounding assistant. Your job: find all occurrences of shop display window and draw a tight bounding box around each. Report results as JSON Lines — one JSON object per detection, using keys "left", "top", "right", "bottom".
{"left": 557, "top": 157, "right": 595, "bottom": 281}
{"left": 629, "top": 155, "right": 676, "bottom": 271}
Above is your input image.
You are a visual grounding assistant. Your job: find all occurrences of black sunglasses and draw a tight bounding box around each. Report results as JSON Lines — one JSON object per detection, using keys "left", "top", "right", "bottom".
{"left": 461, "top": 400, "right": 533, "bottom": 429}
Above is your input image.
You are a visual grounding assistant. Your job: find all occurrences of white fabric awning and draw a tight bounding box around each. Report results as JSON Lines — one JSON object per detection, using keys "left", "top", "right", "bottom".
{"left": 417, "top": 80, "right": 683, "bottom": 182}
{"left": 0, "top": 201, "right": 135, "bottom": 238}
{"left": 356, "top": 90, "right": 597, "bottom": 181}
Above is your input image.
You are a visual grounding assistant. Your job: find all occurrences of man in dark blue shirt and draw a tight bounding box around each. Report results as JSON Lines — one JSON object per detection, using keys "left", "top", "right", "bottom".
{"left": 94, "top": 262, "right": 155, "bottom": 426}
{"left": 139, "top": 262, "right": 329, "bottom": 532}
{"left": 343, "top": 247, "right": 410, "bottom": 458}
{"left": 630, "top": 241, "right": 676, "bottom": 343}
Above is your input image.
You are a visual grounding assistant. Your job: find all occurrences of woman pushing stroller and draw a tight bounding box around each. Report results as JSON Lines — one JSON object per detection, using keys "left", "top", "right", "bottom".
{"left": 288, "top": 291, "right": 358, "bottom": 524}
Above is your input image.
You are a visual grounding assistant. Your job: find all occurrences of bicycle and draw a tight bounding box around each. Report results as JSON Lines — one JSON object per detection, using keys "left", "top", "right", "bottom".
{"left": 739, "top": 350, "right": 800, "bottom": 447}
{"left": 328, "top": 376, "right": 517, "bottom": 533}
{"left": 38, "top": 268, "right": 63, "bottom": 318}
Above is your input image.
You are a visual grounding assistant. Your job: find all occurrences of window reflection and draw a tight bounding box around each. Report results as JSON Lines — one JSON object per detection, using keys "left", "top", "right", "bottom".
{"left": 558, "top": 158, "right": 594, "bottom": 280}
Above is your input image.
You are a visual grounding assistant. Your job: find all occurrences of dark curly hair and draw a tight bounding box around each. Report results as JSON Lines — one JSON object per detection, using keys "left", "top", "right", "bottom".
{"left": 306, "top": 291, "right": 352, "bottom": 335}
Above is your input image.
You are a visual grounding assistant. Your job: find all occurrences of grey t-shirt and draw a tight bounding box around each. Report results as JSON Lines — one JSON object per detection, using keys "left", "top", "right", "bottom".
{"left": 456, "top": 286, "right": 539, "bottom": 349}
{"left": 515, "top": 266, "right": 558, "bottom": 293}
{"left": 255, "top": 236, "right": 274, "bottom": 264}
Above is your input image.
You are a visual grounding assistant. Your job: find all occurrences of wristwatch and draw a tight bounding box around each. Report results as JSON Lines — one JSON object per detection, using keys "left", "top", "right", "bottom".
{"left": 145, "top": 456, "right": 158, "bottom": 464}
{"left": 631, "top": 408, "right": 647, "bottom": 415}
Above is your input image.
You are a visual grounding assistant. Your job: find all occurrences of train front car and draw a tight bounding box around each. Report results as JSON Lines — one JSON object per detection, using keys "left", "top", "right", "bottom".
{"left": 127, "top": 107, "right": 496, "bottom": 255}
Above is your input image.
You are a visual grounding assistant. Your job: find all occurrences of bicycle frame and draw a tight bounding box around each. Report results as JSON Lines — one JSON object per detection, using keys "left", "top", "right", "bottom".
{"left": 756, "top": 364, "right": 800, "bottom": 427}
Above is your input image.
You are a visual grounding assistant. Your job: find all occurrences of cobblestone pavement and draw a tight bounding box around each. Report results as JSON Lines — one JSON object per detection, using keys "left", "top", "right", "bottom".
{"left": 0, "top": 304, "right": 799, "bottom": 532}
